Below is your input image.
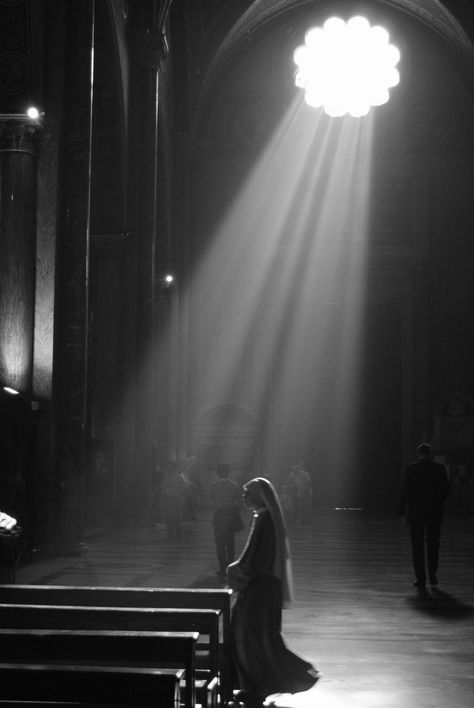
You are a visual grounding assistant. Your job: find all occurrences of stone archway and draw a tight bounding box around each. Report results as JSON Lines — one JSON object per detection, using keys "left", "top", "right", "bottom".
{"left": 194, "top": 404, "right": 259, "bottom": 486}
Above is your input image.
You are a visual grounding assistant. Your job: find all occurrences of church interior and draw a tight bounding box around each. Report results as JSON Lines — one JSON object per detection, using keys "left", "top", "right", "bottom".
{"left": 1, "top": 1, "right": 474, "bottom": 707}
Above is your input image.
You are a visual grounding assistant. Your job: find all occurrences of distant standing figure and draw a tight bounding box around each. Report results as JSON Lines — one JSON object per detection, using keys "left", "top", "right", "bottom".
{"left": 279, "top": 472, "right": 297, "bottom": 528}
{"left": 398, "top": 443, "right": 450, "bottom": 588}
{"left": 209, "top": 463, "right": 243, "bottom": 578}
{"left": 226, "top": 477, "right": 319, "bottom": 707}
{"left": 151, "top": 460, "right": 165, "bottom": 525}
{"left": 184, "top": 455, "right": 202, "bottom": 492}
{"left": 180, "top": 461, "right": 198, "bottom": 520}
{"left": 291, "top": 462, "right": 312, "bottom": 525}
{"left": 161, "top": 461, "right": 183, "bottom": 540}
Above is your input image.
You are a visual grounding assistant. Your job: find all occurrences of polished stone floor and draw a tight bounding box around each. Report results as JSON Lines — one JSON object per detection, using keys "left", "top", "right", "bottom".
{"left": 13, "top": 507, "right": 474, "bottom": 708}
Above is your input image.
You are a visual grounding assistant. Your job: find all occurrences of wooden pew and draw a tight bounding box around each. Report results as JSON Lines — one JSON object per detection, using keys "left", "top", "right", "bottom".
{"left": 0, "top": 662, "right": 183, "bottom": 707}
{"left": 0, "top": 605, "right": 220, "bottom": 708}
{"left": 0, "top": 585, "right": 235, "bottom": 702}
{"left": 0, "top": 629, "right": 198, "bottom": 708}
{"left": 0, "top": 704, "right": 174, "bottom": 707}
{"left": 0, "top": 584, "right": 232, "bottom": 644}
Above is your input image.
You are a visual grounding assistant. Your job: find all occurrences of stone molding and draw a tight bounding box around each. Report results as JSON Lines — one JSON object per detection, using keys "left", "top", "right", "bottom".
{"left": 0, "top": 115, "right": 40, "bottom": 155}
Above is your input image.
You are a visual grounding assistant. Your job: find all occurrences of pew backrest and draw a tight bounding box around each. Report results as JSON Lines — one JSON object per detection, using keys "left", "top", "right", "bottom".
{"left": 0, "top": 628, "right": 198, "bottom": 708}
{"left": 0, "top": 604, "right": 220, "bottom": 670}
{"left": 0, "top": 661, "right": 183, "bottom": 707}
{"left": 0, "top": 584, "right": 232, "bottom": 644}
{"left": 0, "top": 584, "right": 235, "bottom": 702}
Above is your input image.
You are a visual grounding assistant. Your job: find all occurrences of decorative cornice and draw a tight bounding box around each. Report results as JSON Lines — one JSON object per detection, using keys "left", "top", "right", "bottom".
{"left": 0, "top": 115, "right": 41, "bottom": 155}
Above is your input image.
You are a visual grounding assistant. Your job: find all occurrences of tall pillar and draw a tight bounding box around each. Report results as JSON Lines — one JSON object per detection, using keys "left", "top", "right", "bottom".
{"left": 0, "top": 116, "right": 39, "bottom": 394}
{"left": 0, "top": 116, "right": 40, "bottom": 536}
{"left": 128, "top": 4, "right": 169, "bottom": 523}
{"left": 52, "top": 0, "right": 94, "bottom": 550}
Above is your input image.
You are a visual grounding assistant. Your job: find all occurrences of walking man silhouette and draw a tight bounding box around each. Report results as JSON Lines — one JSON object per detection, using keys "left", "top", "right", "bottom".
{"left": 399, "top": 443, "right": 450, "bottom": 588}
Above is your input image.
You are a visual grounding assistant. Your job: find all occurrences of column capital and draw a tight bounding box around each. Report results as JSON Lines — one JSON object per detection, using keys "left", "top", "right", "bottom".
{"left": 0, "top": 115, "right": 41, "bottom": 156}
{"left": 129, "top": 29, "right": 169, "bottom": 71}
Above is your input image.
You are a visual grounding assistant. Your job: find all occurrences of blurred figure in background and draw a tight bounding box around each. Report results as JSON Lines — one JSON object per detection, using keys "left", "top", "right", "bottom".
{"left": 184, "top": 456, "right": 201, "bottom": 492}
{"left": 279, "top": 470, "right": 297, "bottom": 528}
{"left": 161, "top": 461, "right": 183, "bottom": 540}
{"left": 180, "top": 459, "right": 198, "bottom": 520}
{"left": 291, "top": 462, "right": 312, "bottom": 525}
{"left": 151, "top": 459, "right": 165, "bottom": 526}
{"left": 209, "top": 463, "right": 243, "bottom": 578}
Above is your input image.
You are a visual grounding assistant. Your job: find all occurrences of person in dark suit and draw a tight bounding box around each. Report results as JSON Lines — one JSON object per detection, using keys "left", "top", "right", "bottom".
{"left": 399, "top": 443, "right": 450, "bottom": 588}
{"left": 209, "top": 463, "right": 243, "bottom": 578}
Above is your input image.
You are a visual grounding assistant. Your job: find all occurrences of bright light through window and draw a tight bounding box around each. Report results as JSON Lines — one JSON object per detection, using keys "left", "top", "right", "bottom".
{"left": 294, "top": 16, "right": 401, "bottom": 118}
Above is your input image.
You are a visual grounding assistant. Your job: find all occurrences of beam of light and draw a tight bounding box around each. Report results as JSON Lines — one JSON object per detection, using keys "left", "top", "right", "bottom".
{"left": 176, "top": 96, "right": 375, "bottom": 499}
{"left": 294, "top": 16, "right": 400, "bottom": 117}
{"left": 124, "top": 96, "right": 374, "bottom": 494}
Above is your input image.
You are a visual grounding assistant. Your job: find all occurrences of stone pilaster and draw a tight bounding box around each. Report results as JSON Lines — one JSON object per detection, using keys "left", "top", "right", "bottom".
{"left": 127, "top": 2, "right": 170, "bottom": 522}
{"left": 52, "top": 0, "right": 94, "bottom": 550}
{"left": 0, "top": 116, "right": 40, "bottom": 395}
{"left": 0, "top": 115, "right": 40, "bottom": 545}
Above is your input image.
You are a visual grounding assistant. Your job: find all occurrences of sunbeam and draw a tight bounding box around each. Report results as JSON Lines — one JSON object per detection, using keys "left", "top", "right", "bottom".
{"left": 182, "top": 96, "right": 375, "bottom": 497}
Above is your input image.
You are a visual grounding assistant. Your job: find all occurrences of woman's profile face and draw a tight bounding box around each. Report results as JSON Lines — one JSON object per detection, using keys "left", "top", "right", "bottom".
{"left": 243, "top": 486, "right": 261, "bottom": 509}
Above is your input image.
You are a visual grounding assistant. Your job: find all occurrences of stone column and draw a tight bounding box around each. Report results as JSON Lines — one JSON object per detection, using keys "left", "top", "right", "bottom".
{"left": 0, "top": 116, "right": 40, "bottom": 540}
{"left": 52, "top": 0, "right": 94, "bottom": 550}
{"left": 0, "top": 116, "right": 40, "bottom": 395}
{"left": 127, "top": 6, "right": 170, "bottom": 523}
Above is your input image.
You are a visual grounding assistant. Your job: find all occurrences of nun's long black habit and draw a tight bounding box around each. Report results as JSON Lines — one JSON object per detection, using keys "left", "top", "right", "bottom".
{"left": 228, "top": 507, "right": 318, "bottom": 701}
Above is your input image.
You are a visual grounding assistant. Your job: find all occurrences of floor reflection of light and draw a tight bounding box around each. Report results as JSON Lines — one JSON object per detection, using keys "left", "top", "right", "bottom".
{"left": 265, "top": 685, "right": 400, "bottom": 707}
{"left": 265, "top": 684, "right": 347, "bottom": 707}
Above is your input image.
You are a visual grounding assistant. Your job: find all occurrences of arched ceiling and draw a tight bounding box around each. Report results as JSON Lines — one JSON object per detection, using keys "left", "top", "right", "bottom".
{"left": 221, "top": 0, "right": 471, "bottom": 50}
{"left": 195, "top": 0, "right": 474, "bottom": 127}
